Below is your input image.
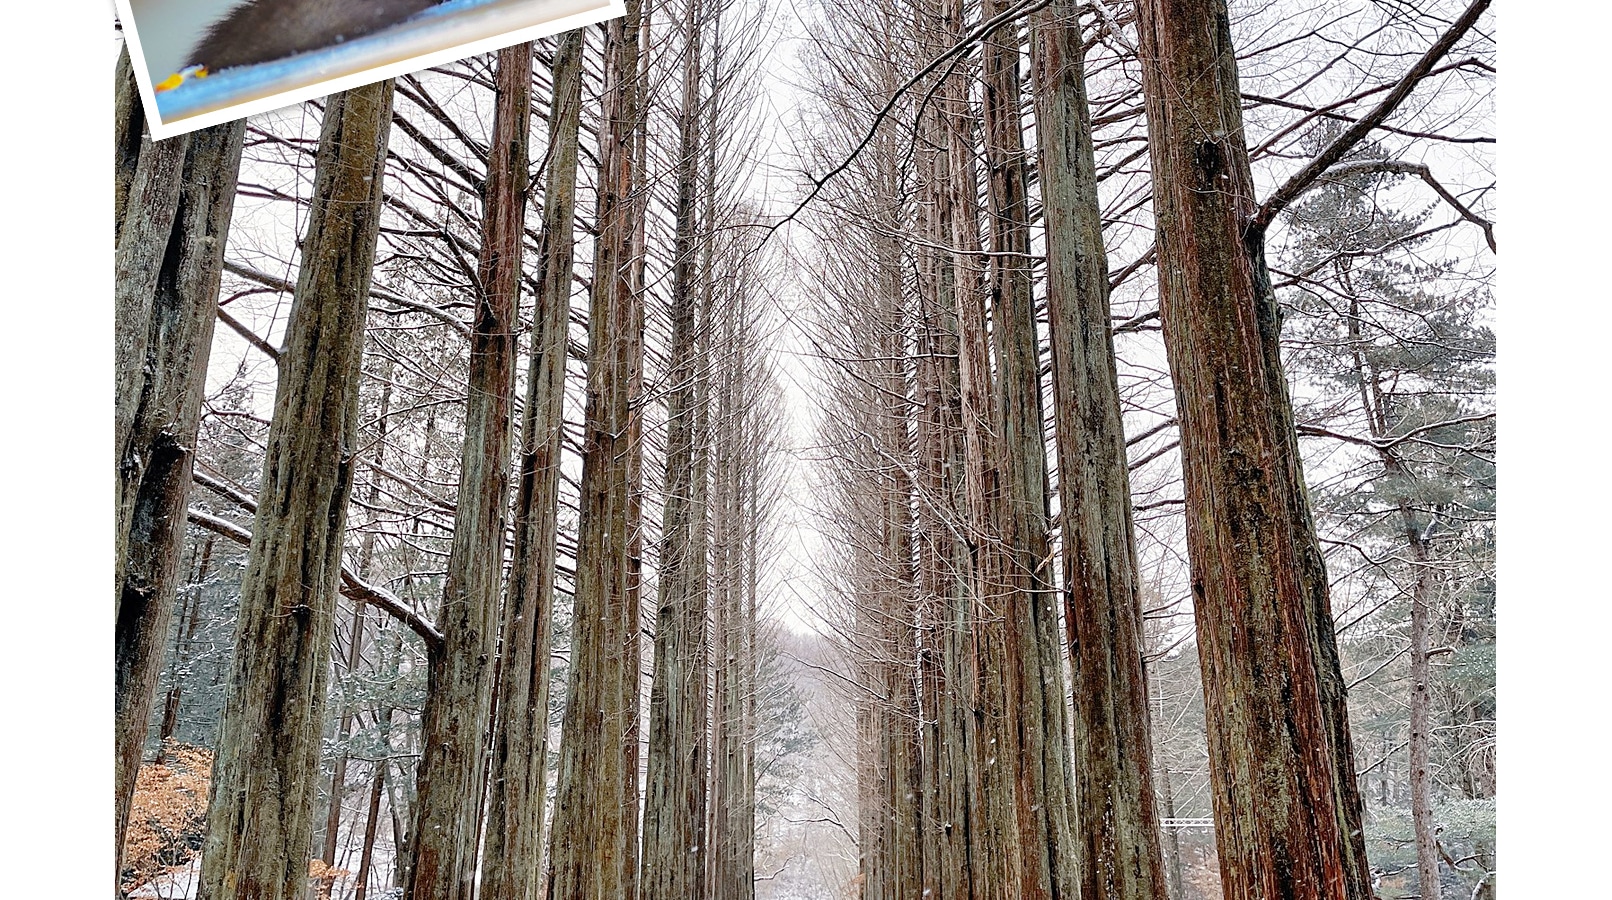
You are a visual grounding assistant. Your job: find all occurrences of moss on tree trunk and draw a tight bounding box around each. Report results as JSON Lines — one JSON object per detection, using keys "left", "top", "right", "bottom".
{"left": 407, "top": 40, "right": 529, "bottom": 900}
{"left": 114, "top": 45, "right": 246, "bottom": 883}
{"left": 196, "top": 79, "right": 393, "bottom": 900}
{"left": 1134, "top": 2, "right": 1373, "bottom": 896}
{"left": 546, "top": 6, "right": 647, "bottom": 897}
{"left": 1030, "top": 3, "right": 1169, "bottom": 898}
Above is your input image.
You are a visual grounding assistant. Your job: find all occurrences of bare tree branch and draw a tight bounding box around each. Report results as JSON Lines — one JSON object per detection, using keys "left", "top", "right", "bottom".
{"left": 1320, "top": 159, "right": 1496, "bottom": 252}
{"left": 1252, "top": 0, "right": 1492, "bottom": 233}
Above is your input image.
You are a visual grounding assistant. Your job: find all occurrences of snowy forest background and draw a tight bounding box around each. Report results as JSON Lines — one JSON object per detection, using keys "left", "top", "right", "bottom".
{"left": 15, "top": 0, "right": 1605, "bottom": 896}
{"left": 122, "top": 0, "right": 1492, "bottom": 896}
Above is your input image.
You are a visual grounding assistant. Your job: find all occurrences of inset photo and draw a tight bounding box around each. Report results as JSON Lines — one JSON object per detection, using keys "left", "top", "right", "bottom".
{"left": 117, "top": 0, "right": 625, "bottom": 139}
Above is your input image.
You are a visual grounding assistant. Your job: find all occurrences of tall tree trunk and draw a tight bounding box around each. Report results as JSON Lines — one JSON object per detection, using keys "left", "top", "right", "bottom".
{"left": 622, "top": 10, "right": 654, "bottom": 890}
{"left": 910, "top": 20, "right": 972, "bottom": 885}
{"left": 197, "top": 78, "right": 393, "bottom": 900}
{"left": 739, "top": 469, "right": 760, "bottom": 900}
{"left": 847, "top": 84, "right": 923, "bottom": 900}
{"left": 879, "top": 147, "right": 922, "bottom": 900}
{"left": 1133, "top": 2, "right": 1373, "bottom": 897}
{"left": 931, "top": 4, "right": 990, "bottom": 893}
{"left": 354, "top": 763, "right": 386, "bottom": 900}
{"left": 158, "top": 537, "right": 214, "bottom": 755}
{"left": 546, "top": 4, "right": 646, "bottom": 897}
{"left": 408, "top": 41, "right": 530, "bottom": 900}
{"left": 940, "top": 3, "right": 1013, "bottom": 891}
{"left": 693, "top": 37, "right": 719, "bottom": 890}
{"left": 978, "top": 3, "right": 1078, "bottom": 897}
{"left": 706, "top": 280, "right": 767, "bottom": 900}
{"left": 1343, "top": 289, "right": 1441, "bottom": 900}
{"left": 1029, "top": 3, "right": 1168, "bottom": 898}
{"left": 1404, "top": 509, "right": 1441, "bottom": 900}
{"left": 709, "top": 294, "right": 745, "bottom": 900}
{"left": 319, "top": 605, "right": 368, "bottom": 892}
{"left": 482, "top": 31, "right": 584, "bottom": 900}
{"left": 643, "top": 1, "right": 711, "bottom": 896}
{"left": 114, "top": 43, "right": 247, "bottom": 881}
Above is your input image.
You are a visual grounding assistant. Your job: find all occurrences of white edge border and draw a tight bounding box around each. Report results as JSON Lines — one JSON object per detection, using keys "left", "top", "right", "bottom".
{"left": 113, "top": 0, "right": 627, "bottom": 142}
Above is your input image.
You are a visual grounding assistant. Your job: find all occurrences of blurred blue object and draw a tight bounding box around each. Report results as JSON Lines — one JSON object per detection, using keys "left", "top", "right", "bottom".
{"left": 155, "top": 0, "right": 520, "bottom": 121}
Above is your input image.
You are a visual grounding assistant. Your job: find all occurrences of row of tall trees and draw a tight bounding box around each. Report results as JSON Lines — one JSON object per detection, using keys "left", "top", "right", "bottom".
{"left": 111, "top": 0, "right": 1494, "bottom": 896}
{"left": 794, "top": 0, "right": 1492, "bottom": 898}
{"left": 112, "top": 0, "right": 793, "bottom": 896}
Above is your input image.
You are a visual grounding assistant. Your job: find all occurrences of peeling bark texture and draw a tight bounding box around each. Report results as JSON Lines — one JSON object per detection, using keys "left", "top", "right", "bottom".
{"left": 979, "top": 2, "right": 1078, "bottom": 897}
{"left": 1029, "top": 3, "right": 1168, "bottom": 898}
{"left": 707, "top": 288, "right": 758, "bottom": 900}
{"left": 938, "top": 3, "right": 1015, "bottom": 890}
{"left": 482, "top": 31, "right": 584, "bottom": 900}
{"left": 114, "top": 44, "right": 246, "bottom": 878}
{"left": 196, "top": 79, "right": 393, "bottom": 900}
{"left": 546, "top": 3, "right": 646, "bottom": 897}
{"left": 407, "top": 41, "right": 529, "bottom": 900}
{"left": 642, "top": 1, "right": 711, "bottom": 895}
{"left": 113, "top": 111, "right": 185, "bottom": 471}
{"left": 113, "top": 48, "right": 151, "bottom": 238}
{"left": 910, "top": 6, "right": 973, "bottom": 889}
{"left": 1133, "top": 2, "right": 1373, "bottom": 898}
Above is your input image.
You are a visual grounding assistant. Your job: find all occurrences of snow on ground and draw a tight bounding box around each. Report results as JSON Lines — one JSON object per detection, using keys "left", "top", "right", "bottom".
{"left": 128, "top": 858, "right": 198, "bottom": 900}
{"left": 128, "top": 848, "right": 404, "bottom": 900}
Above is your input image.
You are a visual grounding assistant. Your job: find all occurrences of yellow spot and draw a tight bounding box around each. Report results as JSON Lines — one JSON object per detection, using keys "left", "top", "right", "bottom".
{"left": 154, "top": 66, "right": 210, "bottom": 94}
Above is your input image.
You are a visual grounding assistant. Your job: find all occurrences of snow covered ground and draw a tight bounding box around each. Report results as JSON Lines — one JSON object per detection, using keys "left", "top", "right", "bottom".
{"left": 127, "top": 858, "right": 197, "bottom": 900}
{"left": 128, "top": 846, "right": 405, "bottom": 900}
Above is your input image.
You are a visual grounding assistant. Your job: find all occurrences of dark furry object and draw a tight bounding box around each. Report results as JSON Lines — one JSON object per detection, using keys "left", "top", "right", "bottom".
{"left": 187, "top": 0, "right": 444, "bottom": 70}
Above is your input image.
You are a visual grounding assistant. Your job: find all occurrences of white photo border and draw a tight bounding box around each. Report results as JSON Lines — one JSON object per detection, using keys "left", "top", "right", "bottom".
{"left": 114, "top": 0, "right": 627, "bottom": 141}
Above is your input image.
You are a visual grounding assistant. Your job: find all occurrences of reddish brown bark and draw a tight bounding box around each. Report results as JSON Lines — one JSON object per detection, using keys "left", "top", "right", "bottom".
{"left": 481, "top": 32, "right": 584, "bottom": 900}
{"left": 1133, "top": 2, "right": 1372, "bottom": 897}
{"left": 1029, "top": 3, "right": 1168, "bottom": 898}
{"left": 978, "top": 2, "right": 1078, "bottom": 896}
{"left": 909, "top": 10, "right": 973, "bottom": 889}
{"left": 407, "top": 41, "right": 529, "bottom": 900}
{"left": 546, "top": 6, "right": 647, "bottom": 897}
